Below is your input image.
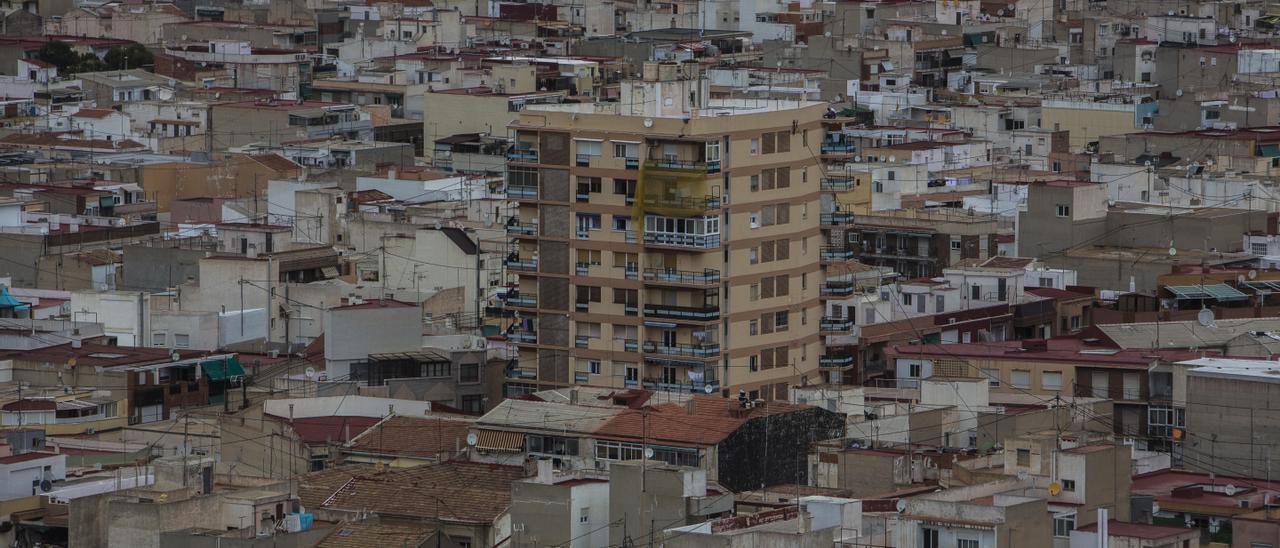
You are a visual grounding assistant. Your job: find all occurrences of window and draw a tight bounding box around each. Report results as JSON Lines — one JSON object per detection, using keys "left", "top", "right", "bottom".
{"left": 579, "top": 507, "right": 590, "bottom": 523}
{"left": 750, "top": 138, "right": 759, "bottom": 155}
{"left": 613, "top": 142, "right": 638, "bottom": 159}
{"left": 527, "top": 434, "right": 579, "bottom": 456}
{"left": 981, "top": 368, "right": 1000, "bottom": 386}
{"left": 958, "top": 540, "right": 979, "bottom": 548}
{"left": 151, "top": 332, "right": 166, "bottom": 346}
{"left": 577, "top": 286, "right": 601, "bottom": 306}
{"left": 1252, "top": 242, "right": 1269, "bottom": 256}
{"left": 1053, "top": 513, "right": 1076, "bottom": 538}
{"left": 774, "top": 311, "right": 789, "bottom": 332}
{"left": 460, "top": 363, "right": 480, "bottom": 383}
{"left": 1011, "top": 369, "right": 1031, "bottom": 389}
{"left": 460, "top": 395, "right": 484, "bottom": 413}
{"left": 950, "top": 240, "right": 961, "bottom": 250}
{"left": 1056, "top": 205, "right": 1070, "bottom": 217}
{"left": 921, "top": 528, "right": 939, "bottom": 548}
{"left": 613, "top": 216, "right": 631, "bottom": 232}
{"left": 1092, "top": 371, "right": 1110, "bottom": 398}
{"left": 1062, "top": 479, "right": 1076, "bottom": 492}
{"left": 425, "top": 362, "right": 451, "bottom": 377}
{"left": 1042, "top": 371, "right": 1062, "bottom": 391}
{"left": 624, "top": 365, "right": 638, "bottom": 382}
{"left": 587, "top": 360, "right": 600, "bottom": 375}
{"left": 613, "top": 179, "right": 636, "bottom": 196}
{"left": 1016, "top": 448, "right": 1031, "bottom": 466}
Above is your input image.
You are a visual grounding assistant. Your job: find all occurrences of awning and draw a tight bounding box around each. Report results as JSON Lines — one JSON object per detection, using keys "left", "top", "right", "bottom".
{"left": 1242, "top": 280, "right": 1280, "bottom": 291}
{"left": 202, "top": 356, "right": 245, "bottom": 381}
{"left": 474, "top": 429, "right": 524, "bottom": 452}
{"left": 1165, "top": 284, "right": 1248, "bottom": 301}
{"left": 0, "top": 287, "right": 29, "bottom": 311}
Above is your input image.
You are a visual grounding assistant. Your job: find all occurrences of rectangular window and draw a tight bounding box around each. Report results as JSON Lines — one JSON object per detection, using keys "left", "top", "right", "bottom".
{"left": 1042, "top": 371, "right": 1062, "bottom": 391}
{"left": 1016, "top": 448, "right": 1031, "bottom": 466}
{"left": 921, "top": 528, "right": 939, "bottom": 548}
{"left": 1062, "top": 479, "right": 1076, "bottom": 492}
{"left": 981, "top": 368, "right": 1000, "bottom": 386}
{"left": 587, "top": 360, "right": 600, "bottom": 375}
{"left": 958, "top": 540, "right": 979, "bottom": 548}
{"left": 459, "top": 363, "right": 480, "bottom": 383}
{"left": 1053, "top": 513, "right": 1076, "bottom": 538}
{"left": 1011, "top": 369, "right": 1030, "bottom": 389}
{"left": 1056, "top": 205, "right": 1071, "bottom": 217}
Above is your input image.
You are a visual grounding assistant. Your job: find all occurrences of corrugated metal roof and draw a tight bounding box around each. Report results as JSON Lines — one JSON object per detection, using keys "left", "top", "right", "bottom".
{"left": 1096, "top": 318, "right": 1280, "bottom": 349}
{"left": 475, "top": 399, "right": 621, "bottom": 434}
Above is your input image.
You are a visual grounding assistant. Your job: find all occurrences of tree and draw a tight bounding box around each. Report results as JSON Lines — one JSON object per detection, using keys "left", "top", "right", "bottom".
{"left": 70, "top": 53, "right": 106, "bottom": 74}
{"left": 36, "top": 41, "right": 78, "bottom": 71}
{"left": 103, "top": 44, "right": 153, "bottom": 70}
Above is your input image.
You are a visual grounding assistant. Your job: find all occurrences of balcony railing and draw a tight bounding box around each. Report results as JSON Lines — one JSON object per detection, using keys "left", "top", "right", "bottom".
{"left": 820, "top": 317, "right": 854, "bottom": 332}
{"left": 485, "top": 305, "right": 515, "bottom": 318}
{"left": 642, "top": 268, "right": 721, "bottom": 286}
{"left": 508, "top": 149, "right": 539, "bottom": 162}
{"left": 506, "top": 221, "right": 538, "bottom": 236}
{"left": 575, "top": 262, "right": 596, "bottom": 275}
{"left": 821, "top": 212, "right": 855, "bottom": 226}
{"left": 506, "top": 294, "right": 537, "bottom": 308}
{"left": 643, "top": 232, "right": 721, "bottom": 249}
{"left": 820, "top": 281, "right": 856, "bottom": 297}
{"left": 624, "top": 265, "right": 639, "bottom": 280}
{"left": 576, "top": 153, "right": 596, "bottom": 167}
{"left": 820, "top": 354, "right": 855, "bottom": 368}
{"left": 575, "top": 335, "right": 593, "bottom": 348}
{"left": 646, "top": 195, "right": 721, "bottom": 210}
{"left": 508, "top": 185, "right": 538, "bottom": 199}
{"left": 647, "top": 159, "right": 708, "bottom": 171}
{"left": 820, "top": 246, "right": 855, "bottom": 261}
{"left": 643, "top": 341, "right": 720, "bottom": 358}
{"left": 821, "top": 142, "right": 856, "bottom": 154}
{"left": 821, "top": 178, "right": 855, "bottom": 191}
{"left": 621, "top": 338, "right": 639, "bottom": 352}
{"left": 643, "top": 304, "right": 720, "bottom": 321}
{"left": 624, "top": 157, "right": 640, "bottom": 169}
{"left": 506, "top": 368, "right": 538, "bottom": 379}
{"left": 642, "top": 379, "right": 720, "bottom": 393}
{"left": 508, "top": 330, "right": 537, "bottom": 344}
{"left": 506, "top": 258, "right": 538, "bottom": 271}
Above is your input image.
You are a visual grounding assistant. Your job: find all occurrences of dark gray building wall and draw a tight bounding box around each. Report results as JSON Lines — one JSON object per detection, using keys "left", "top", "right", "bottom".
{"left": 1185, "top": 373, "right": 1280, "bottom": 479}
{"left": 122, "top": 244, "right": 206, "bottom": 292}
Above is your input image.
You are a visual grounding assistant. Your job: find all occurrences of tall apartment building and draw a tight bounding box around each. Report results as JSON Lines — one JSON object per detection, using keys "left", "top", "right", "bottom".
{"left": 501, "top": 61, "right": 825, "bottom": 400}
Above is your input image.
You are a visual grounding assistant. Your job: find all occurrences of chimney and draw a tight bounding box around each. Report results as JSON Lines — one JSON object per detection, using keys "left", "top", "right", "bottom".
{"left": 685, "top": 398, "right": 696, "bottom": 415}
{"left": 536, "top": 459, "right": 554, "bottom": 484}
{"left": 569, "top": 388, "right": 578, "bottom": 405}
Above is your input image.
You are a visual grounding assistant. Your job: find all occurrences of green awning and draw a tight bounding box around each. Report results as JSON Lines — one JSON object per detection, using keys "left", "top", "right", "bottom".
{"left": 1259, "top": 144, "right": 1280, "bottom": 157}
{"left": 202, "top": 356, "right": 245, "bottom": 381}
{"left": 1165, "top": 284, "right": 1248, "bottom": 301}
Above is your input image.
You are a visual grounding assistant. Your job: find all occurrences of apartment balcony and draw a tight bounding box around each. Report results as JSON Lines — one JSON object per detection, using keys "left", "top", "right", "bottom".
{"left": 508, "top": 329, "right": 537, "bottom": 344}
{"left": 508, "top": 148, "right": 539, "bottom": 163}
{"left": 622, "top": 338, "right": 639, "bottom": 352}
{"left": 821, "top": 142, "right": 856, "bottom": 154}
{"left": 574, "top": 335, "right": 591, "bottom": 348}
{"left": 820, "top": 246, "right": 855, "bottom": 262}
{"left": 644, "top": 158, "right": 720, "bottom": 174}
{"left": 820, "top": 280, "right": 856, "bottom": 298}
{"left": 819, "top": 354, "right": 855, "bottom": 368}
{"left": 820, "top": 317, "right": 854, "bottom": 332}
{"left": 624, "top": 264, "right": 639, "bottom": 280}
{"left": 625, "top": 157, "right": 640, "bottom": 169}
{"left": 642, "top": 268, "right": 720, "bottom": 287}
{"left": 506, "top": 221, "right": 538, "bottom": 237}
{"left": 506, "top": 257, "right": 538, "bottom": 272}
{"left": 642, "top": 379, "right": 720, "bottom": 394}
{"left": 507, "top": 185, "right": 538, "bottom": 200}
{"left": 643, "top": 232, "right": 721, "bottom": 249}
{"left": 860, "top": 248, "right": 937, "bottom": 261}
{"left": 642, "top": 341, "right": 721, "bottom": 359}
{"left": 575, "top": 153, "right": 594, "bottom": 167}
{"left": 645, "top": 194, "right": 721, "bottom": 211}
{"left": 643, "top": 303, "right": 720, "bottom": 322}
{"left": 820, "top": 212, "right": 855, "bottom": 226}
{"left": 485, "top": 305, "right": 515, "bottom": 318}
{"left": 506, "top": 367, "right": 538, "bottom": 380}
{"left": 506, "top": 293, "right": 537, "bottom": 308}
{"left": 821, "top": 177, "right": 855, "bottom": 191}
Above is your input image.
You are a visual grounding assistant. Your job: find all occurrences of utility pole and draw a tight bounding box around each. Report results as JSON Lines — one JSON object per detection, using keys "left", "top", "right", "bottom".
{"left": 181, "top": 410, "right": 190, "bottom": 488}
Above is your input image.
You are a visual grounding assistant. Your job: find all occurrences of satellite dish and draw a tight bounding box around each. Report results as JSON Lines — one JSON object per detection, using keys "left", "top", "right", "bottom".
{"left": 643, "top": 447, "right": 655, "bottom": 459}
{"left": 304, "top": 367, "right": 316, "bottom": 379}
{"left": 642, "top": 118, "right": 654, "bottom": 128}
{"left": 466, "top": 432, "right": 478, "bottom": 446}
{"left": 1249, "top": 270, "right": 1259, "bottom": 280}
{"left": 170, "top": 351, "right": 180, "bottom": 362}
{"left": 895, "top": 499, "right": 908, "bottom": 513}
{"left": 1239, "top": 274, "right": 1248, "bottom": 284}
{"left": 67, "top": 357, "right": 77, "bottom": 368}
{"left": 1152, "top": 502, "right": 1160, "bottom": 513}
{"left": 1225, "top": 484, "right": 1238, "bottom": 496}
{"left": 39, "top": 480, "right": 52, "bottom": 492}
{"left": 1176, "top": 89, "right": 1184, "bottom": 97}
{"left": 1168, "top": 247, "right": 1177, "bottom": 257}
{"left": 158, "top": 493, "right": 169, "bottom": 503}
{"left": 824, "top": 31, "right": 831, "bottom": 38}
{"left": 1048, "top": 482, "right": 1062, "bottom": 496}
{"left": 703, "top": 384, "right": 715, "bottom": 395}
{"left": 1197, "top": 308, "right": 1216, "bottom": 327}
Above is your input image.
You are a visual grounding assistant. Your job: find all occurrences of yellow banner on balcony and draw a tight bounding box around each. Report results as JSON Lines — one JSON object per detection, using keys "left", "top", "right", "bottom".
{"left": 633, "top": 158, "right": 715, "bottom": 240}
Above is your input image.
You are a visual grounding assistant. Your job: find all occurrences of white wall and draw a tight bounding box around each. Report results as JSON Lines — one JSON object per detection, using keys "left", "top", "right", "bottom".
{"left": 262, "top": 395, "right": 433, "bottom": 418}
{"left": 0, "top": 453, "right": 66, "bottom": 500}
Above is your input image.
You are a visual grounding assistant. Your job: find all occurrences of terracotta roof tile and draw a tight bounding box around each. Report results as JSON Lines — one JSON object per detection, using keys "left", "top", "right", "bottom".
{"left": 319, "top": 461, "right": 526, "bottom": 523}
{"left": 347, "top": 415, "right": 474, "bottom": 458}
{"left": 593, "top": 395, "right": 815, "bottom": 447}
{"left": 318, "top": 519, "right": 435, "bottom": 548}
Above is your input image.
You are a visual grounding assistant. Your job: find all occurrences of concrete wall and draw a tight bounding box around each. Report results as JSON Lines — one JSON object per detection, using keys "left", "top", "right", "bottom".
{"left": 1186, "top": 373, "right": 1280, "bottom": 478}
{"left": 122, "top": 244, "right": 207, "bottom": 292}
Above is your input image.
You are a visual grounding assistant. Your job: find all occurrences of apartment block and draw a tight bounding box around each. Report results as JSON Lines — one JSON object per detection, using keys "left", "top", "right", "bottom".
{"left": 500, "top": 61, "right": 826, "bottom": 397}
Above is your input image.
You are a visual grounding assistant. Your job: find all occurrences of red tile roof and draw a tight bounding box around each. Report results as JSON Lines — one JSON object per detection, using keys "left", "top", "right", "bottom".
{"left": 72, "top": 108, "right": 115, "bottom": 119}
{"left": 280, "top": 416, "right": 381, "bottom": 445}
{"left": 347, "top": 416, "right": 474, "bottom": 458}
{"left": 1026, "top": 287, "right": 1093, "bottom": 300}
{"left": 1, "top": 399, "right": 56, "bottom": 411}
{"left": 319, "top": 461, "right": 526, "bottom": 523}
{"left": 331, "top": 299, "right": 417, "bottom": 310}
{"left": 593, "top": 396, "right": 816, "bottom": 447}
{"left": 886, "top": 338, "right": 1205, "bottom": 368}
{"left": 1077, "top": 520, "right": 1190, "bottom": 539}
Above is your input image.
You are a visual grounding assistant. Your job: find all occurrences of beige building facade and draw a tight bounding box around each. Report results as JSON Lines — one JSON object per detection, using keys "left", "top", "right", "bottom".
{"left": 503, "top": 61, "right": 825, "bottom": 398}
